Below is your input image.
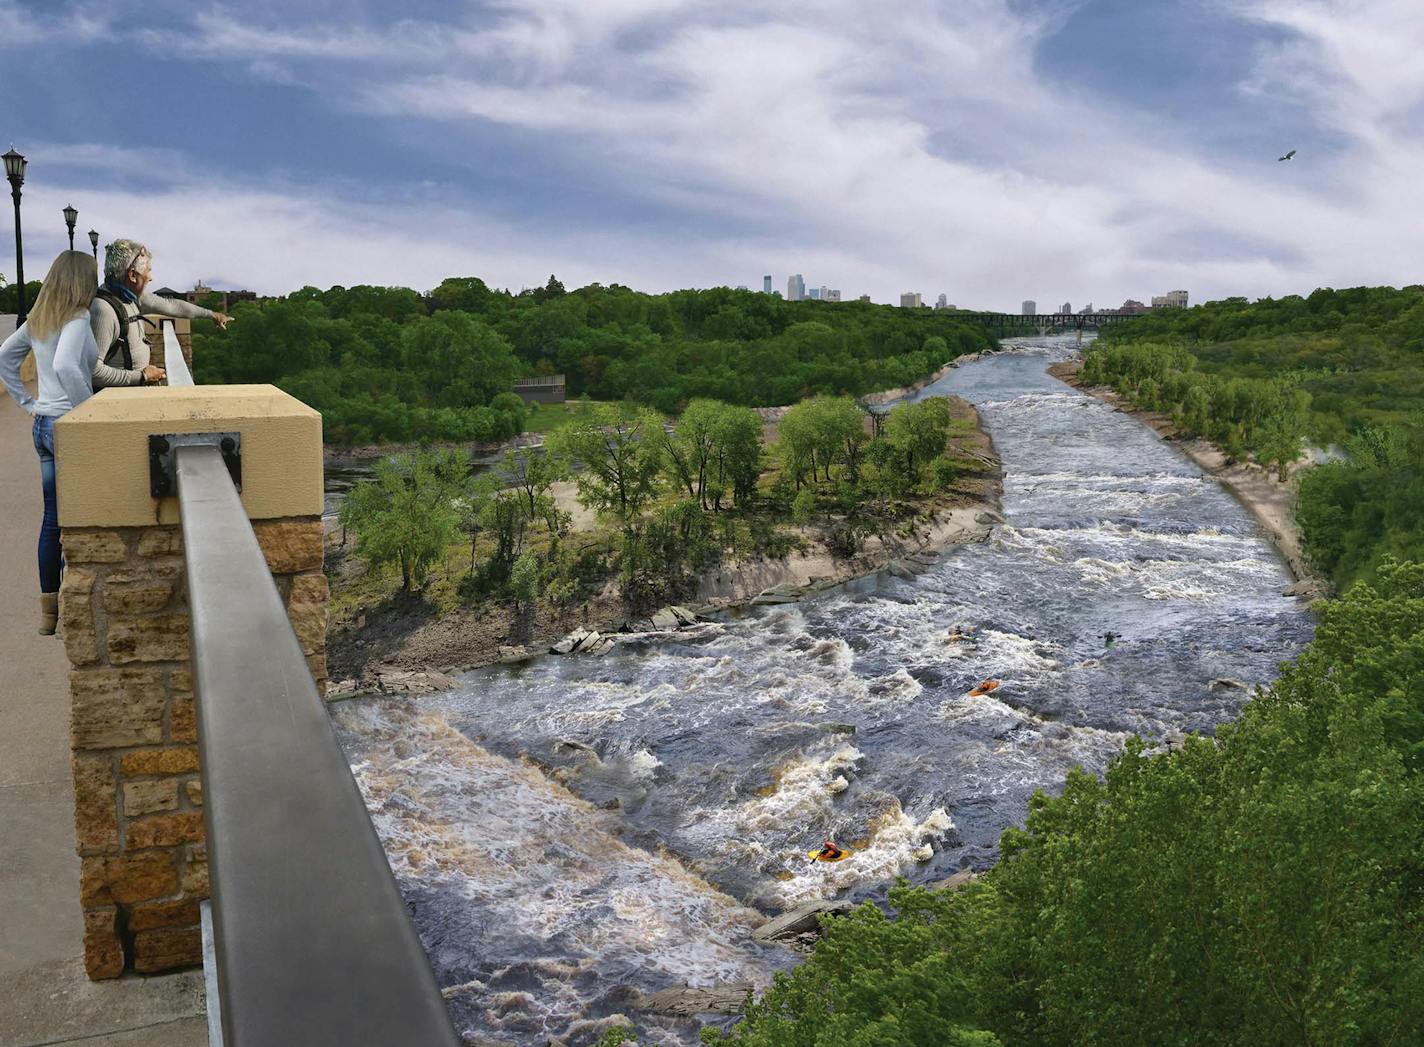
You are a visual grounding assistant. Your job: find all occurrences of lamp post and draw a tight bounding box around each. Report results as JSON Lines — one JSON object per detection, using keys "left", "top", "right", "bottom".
{"left": 63, "top": 204, "right": 77, "bottom": 250}
{"left": 89, "top": 229, "right": 99, "bottom": 261}
{"left": 3, "top": 147, "right": 26, "bottom": 323}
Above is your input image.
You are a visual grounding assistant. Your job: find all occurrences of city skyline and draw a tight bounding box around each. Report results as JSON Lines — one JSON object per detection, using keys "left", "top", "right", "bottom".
{"left": 6, "top": 1, "right": 1421, "bottom": 305}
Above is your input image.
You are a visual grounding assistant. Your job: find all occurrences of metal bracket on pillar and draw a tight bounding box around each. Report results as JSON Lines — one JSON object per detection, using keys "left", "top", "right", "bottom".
{"left": 149, "top": 432, "right": 242, "bottom": 498}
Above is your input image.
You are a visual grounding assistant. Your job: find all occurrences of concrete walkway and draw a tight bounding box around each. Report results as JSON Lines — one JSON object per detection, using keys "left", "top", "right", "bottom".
{"left": 0, "top": 395, "right": 206, "bottom": 1046}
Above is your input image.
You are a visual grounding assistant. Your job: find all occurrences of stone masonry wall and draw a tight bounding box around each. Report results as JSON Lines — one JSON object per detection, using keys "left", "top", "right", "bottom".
{"left": 60, "top": 517, "right": 327, "bottom": 979}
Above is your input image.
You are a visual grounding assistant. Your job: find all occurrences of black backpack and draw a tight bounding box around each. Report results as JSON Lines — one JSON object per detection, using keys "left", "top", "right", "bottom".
{"left": 94, "top": 288, "right": 135, "bottom": 370}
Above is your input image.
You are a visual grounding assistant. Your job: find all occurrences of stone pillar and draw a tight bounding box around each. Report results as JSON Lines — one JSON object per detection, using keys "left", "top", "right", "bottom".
{"left": 54, "top": 385, "right": 325, "bottom": 979}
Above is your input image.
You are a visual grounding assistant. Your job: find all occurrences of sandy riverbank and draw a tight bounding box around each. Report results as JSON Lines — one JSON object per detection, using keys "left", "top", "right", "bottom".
{"left": 1048, "top": 360, "right": 1327, "bottom": 594}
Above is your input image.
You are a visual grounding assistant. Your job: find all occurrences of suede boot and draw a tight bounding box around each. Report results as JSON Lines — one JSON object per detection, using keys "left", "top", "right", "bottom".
{"left": 39, "top": 593, "right": 58, "bottom": 635}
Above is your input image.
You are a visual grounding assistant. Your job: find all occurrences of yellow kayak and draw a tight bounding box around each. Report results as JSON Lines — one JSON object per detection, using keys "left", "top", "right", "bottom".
{"left": 807, "top": 848, "right": 854, "bottom": 863}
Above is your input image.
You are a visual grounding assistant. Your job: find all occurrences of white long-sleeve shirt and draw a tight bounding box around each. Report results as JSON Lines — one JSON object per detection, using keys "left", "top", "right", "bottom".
{"left": 0, "top": 313, "right": 98, "bottom": 416}
{"left": 90, "top": 290, "right": 215, "bottom": 387}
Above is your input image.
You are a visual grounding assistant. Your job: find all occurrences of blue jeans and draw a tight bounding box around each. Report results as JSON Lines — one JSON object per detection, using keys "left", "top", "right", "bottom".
{"left": 33, "top": 414, "right": 62, "bottom": 594}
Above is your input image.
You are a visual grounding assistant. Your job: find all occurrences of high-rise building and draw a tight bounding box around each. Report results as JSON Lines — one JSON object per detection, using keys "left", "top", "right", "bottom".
{"left": 1079, "top": 301, "right": 1094, "bottom": 314}
{"left": 1151, "top": 290, "right": 1189, "bottom": 309}
{"left": 788, "top": 274, "right": 805, "bottom": 301}
{"left": 858, "top": 294, "right": 872, "bottom": 303}
{"left": 935, "top": 293, "right": 948, "bottom": 310}
{"left": 763, "top": 275, "right": 773, "bottom": 294}
{"left": 900, "top": 292, "right": 923, "bottom": 308}
{"left": 1022, "top": 300, "right": 1037, "bottom": 315}
{"left": 809, "top": 287, "right": 822, "bottom": 300}
{"left": 825, "top": 289, "right": 841, "bottom": 302}
{"left": 1059, "top": 301, "right": 1072, "bottom": 314}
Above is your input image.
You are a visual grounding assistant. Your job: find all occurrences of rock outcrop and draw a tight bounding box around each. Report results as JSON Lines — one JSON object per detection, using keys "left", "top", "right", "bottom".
{"left": 750, "top": 898, "right": 854, "bottom": 943}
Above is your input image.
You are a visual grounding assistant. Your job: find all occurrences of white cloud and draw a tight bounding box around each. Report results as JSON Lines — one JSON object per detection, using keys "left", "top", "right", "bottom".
{"left": 18, "top": 0, "right": 1424, "bottom": 305}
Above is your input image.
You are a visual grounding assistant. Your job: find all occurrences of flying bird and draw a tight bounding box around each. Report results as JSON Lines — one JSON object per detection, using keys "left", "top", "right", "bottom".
{"left": 1278, "top": 149, "right": 1296, "bottom": 161}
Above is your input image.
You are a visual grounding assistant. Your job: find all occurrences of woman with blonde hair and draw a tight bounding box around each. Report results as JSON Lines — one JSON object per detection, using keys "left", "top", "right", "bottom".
{"left": 0, "top": 250, "right": 102, "bottom": 633}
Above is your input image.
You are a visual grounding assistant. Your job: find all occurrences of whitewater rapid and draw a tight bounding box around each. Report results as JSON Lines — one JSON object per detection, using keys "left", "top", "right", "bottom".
{"left": 331, "top": 342, "right": 1315, "bottom": 1045}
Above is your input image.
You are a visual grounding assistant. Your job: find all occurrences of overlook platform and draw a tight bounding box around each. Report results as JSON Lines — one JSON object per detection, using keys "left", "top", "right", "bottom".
{"left": 0, "top": 397, "right": 207, "bottom": 1047}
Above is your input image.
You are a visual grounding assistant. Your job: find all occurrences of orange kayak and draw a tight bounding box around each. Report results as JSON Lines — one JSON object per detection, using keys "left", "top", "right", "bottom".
{"left": 968, "top": 679, "right": 1001, "bottom": 697}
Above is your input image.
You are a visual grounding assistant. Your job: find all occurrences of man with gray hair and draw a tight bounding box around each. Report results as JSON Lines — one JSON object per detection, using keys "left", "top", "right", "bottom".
{"left": 90, "top": 238, "right": 233, "bottom": 387}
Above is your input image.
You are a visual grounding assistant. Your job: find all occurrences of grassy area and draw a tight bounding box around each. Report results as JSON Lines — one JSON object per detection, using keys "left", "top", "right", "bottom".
{"left": 522, "top": 398, "right": 616, "bottom": 434}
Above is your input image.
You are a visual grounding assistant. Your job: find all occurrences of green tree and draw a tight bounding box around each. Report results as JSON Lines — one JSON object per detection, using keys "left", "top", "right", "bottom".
{"left": 499, "top": 448, "right": 570, "bottom": 532}
{"left": 547, "top": 404, "right": 664, "bottom": 528}
{"left": 882, "top": 397, "right": 953, "bottom": 484}
{"left": 510, "top": 552, "right": 541, "bottom": 613}
{"left": 343, "top": 450, "right": 465, "bottom": 591}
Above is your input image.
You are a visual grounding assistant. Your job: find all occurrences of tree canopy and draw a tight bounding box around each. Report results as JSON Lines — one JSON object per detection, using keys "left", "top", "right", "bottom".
{"left": 191, "top": 279, "right": 994, "bottom": 444}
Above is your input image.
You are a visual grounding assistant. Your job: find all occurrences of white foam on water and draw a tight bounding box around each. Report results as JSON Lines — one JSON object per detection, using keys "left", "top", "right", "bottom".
{"left": 334, "top": 700, "right": 786, "bottom": 1044}
{"left": 734, "top": 744, "right": 864, "bottom": 833}
{"left": 772, "top": 804, "right": 956, "bottom": 907}
{"left": 863, "top": 667, "right": 924, "bottom": 704}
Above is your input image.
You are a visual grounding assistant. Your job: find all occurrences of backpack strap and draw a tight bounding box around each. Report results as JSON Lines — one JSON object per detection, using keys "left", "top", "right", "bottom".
{"left": 94, "top": 289, "right": 134, "bottom": 370}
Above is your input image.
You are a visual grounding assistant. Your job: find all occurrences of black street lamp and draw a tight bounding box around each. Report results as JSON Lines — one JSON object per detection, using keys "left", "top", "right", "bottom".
{"left": 63, "top": 204, "right": 77, "bottom": 250}
{"left": 3, "top": 147, "right": 26, "bottom": 323}
{"left": 89, "top": 229, "right": 99, "bottom": 261}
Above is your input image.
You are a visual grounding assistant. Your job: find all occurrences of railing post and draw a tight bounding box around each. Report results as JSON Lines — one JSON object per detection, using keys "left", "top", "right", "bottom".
{"left": 53, "top": 384, "right": 327, "bottom": 979}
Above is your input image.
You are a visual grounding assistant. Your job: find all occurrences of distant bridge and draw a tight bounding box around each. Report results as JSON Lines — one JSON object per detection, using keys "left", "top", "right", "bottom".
{"left": 965, "top": 311, "right": 1147, "bottom": 337}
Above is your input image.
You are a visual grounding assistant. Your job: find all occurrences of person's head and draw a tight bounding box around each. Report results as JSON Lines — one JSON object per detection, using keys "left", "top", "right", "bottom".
{"left": 103, "top": 238, "right": 152, "bottom": 295}
{"left": 28, "top": 250, "right": 100, "bottom": 341}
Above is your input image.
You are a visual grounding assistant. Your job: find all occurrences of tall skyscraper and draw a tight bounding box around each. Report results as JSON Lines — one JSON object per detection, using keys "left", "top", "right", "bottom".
{"left": 900, "top": 292, "right": 923, "bottom": 308}
{"left": 788, "top": 274, "right": 805, "bottom": 301}
{"left": 1022, "top": 300, "right": 1037, "bottom": 315}
{"left": 763, "top": 275, "right": 772, "bottom": 294}
{"left": 1059, "top": 301, "right": 1072, "bottom": 314}
{"left": 935, "top": 293, "right": 948, "bottom": 310}
{"left": 809, "top": 287, "right": 822, "bottom": 300}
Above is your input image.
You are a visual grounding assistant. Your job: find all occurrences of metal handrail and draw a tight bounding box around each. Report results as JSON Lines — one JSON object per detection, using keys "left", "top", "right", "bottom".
{"left": 170, "top": 361, "right": 457, "bottom": 1042}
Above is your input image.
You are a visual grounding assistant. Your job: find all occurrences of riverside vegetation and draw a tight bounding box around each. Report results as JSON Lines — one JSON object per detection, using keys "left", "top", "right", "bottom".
{"left": 190, "top": 276, "right": 994, "bottom": 445}
{"left": 1084, "top": 286, "right": 1424, "bottom": 591}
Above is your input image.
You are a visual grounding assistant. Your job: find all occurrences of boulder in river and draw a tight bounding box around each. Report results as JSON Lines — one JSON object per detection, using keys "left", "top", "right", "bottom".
{"left": 752, "top": 590, "right": 802, "bottom": 605}
{"left": 751, "top": 899, "right": 854, "bottom": 943}
{"left": 373, "top": 669, "right": 459, "bottom": 697}
{"left": 638, "top": 983, "right": 753, "bottom": 1016}
{"left": 550, "top": 630, "right": 588, "bottom": 654}
{"left": 1282, "top": 578, "right": 1331, "bottom": 600}
{"left": 649, "top": 607, "right": 682, "bottom": 631}
{"left": 930, "top": 869, "right": 980, "bottom": 892}
{"left": 1208, "top": 677, "right": 1249, "bottom": 692}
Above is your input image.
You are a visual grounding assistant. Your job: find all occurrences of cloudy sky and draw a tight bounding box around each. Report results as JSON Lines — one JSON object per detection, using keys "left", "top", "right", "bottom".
{"left": 5, "top": 0, "right": 1422, "bottom": 309}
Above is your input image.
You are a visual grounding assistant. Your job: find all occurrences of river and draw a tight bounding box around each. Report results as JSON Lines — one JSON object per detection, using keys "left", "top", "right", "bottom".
{"left": 331, "top": 342, "right": 1315, "bottom": 1045}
